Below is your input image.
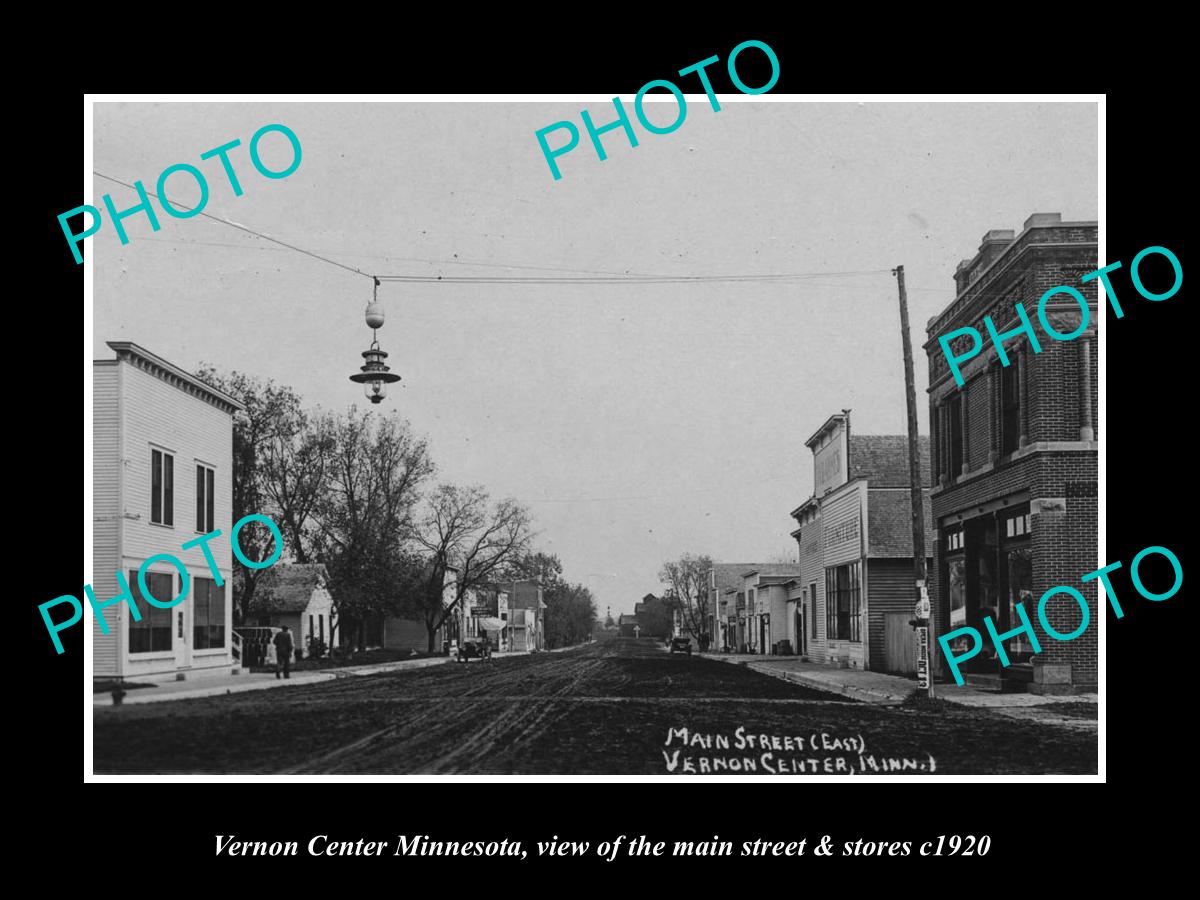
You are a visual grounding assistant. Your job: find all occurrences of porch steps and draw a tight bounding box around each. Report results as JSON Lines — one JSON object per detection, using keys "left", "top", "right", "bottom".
{"left": 963, "top": 663, "right": 1033, "bottom": 693}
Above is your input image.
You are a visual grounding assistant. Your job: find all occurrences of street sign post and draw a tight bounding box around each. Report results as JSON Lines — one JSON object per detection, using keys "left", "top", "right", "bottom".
{"left": 916, "top": 625, "right": 929, "bottom": 690}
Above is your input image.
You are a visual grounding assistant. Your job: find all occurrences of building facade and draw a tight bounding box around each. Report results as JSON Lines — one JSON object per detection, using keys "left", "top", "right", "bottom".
{"left": 789, "top": 413, "right": 933, "bottom": 673}
{"left": 93, "top": 342, "right": 242, "bottom": 680}
{"left": 504, "top": 579, "right": 546, "bottom": 651}
{"left": 924, "top": 213, "right": 1098, "bottom": 694}
{"left": 248, "top": 563, "right": 336, "bottom": 657}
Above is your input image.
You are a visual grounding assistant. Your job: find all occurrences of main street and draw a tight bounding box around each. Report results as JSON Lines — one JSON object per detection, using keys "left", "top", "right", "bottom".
{"left": 93, "top": 636, "right": 1096, "bottom": 775}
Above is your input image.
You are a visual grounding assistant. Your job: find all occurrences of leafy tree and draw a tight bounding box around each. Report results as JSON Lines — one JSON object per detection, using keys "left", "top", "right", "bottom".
{"left": 195, "top": 366, "right": 309, "bottom": 623}
{"left": 313, "top": 407, "right": 434, "bottom": 650}
{"left": 544, "top": 582, "right": 598, "bottom": 649}
{"left": 636, "top": 594, "right": 673, "bottom": 639}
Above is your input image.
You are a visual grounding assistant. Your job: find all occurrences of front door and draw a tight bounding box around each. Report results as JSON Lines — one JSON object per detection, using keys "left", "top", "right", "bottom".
{"left": 796, "top": 605, "right": 806, "bottom": 655}
{"left": 175, "top": 600, "right": 191, "bottom": 670}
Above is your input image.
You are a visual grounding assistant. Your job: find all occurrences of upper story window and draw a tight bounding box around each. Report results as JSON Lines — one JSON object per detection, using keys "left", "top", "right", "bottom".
{"left": 151, "top": 449, "right": 174, "bottom": 526}
{"left": 1000, "top": 359, "right": 1021, "bottom": 455}
{"left": 946, "top": 527, "right": 964, "bottom": 552}
{"left": 1005, "top": 512, "right": 1031, "bottom": 539}
{"left": 196, "top": 464, "right": 215, "bottom": 533}
{"left": 946, "top": 394, "right": 964, "bottom": 478}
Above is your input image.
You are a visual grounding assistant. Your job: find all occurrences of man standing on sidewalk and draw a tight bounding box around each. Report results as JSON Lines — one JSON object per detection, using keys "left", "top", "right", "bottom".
{"left": 273, "top": 626, "right": 294, "bottom": 679}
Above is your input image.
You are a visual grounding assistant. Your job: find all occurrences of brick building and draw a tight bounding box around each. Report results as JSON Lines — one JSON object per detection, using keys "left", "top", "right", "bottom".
{"left": 924, "top": 213, "right": 1098, "bottom": 694}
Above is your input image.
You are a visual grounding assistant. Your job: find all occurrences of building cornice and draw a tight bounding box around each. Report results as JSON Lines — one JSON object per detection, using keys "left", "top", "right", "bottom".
{"left": 924, "top": 237, "right": 1098, "bottom": 344}
{"left": 104, "top": 341, "right": 245, "bottom": 415}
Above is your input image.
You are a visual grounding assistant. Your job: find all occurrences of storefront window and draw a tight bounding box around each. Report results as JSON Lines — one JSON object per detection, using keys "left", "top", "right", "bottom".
{"left": 1004, "top": 546, "right": 1034, "bottom": 659}
{"left": 977, "top": 517, "right": 999, "bottom": 632}
{"left": 947, "top": 557, "right": 968, "bottom": 653}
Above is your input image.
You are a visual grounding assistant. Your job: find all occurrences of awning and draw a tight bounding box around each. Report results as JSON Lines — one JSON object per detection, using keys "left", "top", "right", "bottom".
{"left": 478, "top": 617, "right": 507, "bottom": 631}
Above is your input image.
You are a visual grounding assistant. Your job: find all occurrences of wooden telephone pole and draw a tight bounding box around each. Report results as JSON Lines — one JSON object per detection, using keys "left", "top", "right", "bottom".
{"left": 894, "top": 265, "right": 935, "bottom": 698}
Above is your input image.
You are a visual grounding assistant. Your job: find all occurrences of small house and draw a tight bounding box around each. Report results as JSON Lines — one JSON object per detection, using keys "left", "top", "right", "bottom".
{"left": 247, "top": 563, "right": 335, "bottom": 658}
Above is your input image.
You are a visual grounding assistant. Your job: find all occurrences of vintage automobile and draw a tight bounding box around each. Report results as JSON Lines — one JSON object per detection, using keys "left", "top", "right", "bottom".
{"left": 456, "top": 635, "right": 492, "bottom": 662}
{"left": 669, "top": 636, "right": 693, "bottom": 656}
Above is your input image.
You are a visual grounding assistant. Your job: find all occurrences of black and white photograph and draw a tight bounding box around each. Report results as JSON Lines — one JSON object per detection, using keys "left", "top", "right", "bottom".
{"left": 81, "top": 96, "right": 1104, "bottom": 777}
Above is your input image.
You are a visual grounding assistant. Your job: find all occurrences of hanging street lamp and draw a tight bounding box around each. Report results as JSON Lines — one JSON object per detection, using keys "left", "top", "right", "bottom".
{"left": 349, "top": 277, "right": 402, "bottom": 404}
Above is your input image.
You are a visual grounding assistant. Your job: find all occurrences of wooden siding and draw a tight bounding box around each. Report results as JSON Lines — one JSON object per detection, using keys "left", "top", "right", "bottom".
{"left": 98, "top": 356, "right": 236, "bottom": 677}
{"left": 798, "top": 511, "right": 825, "bottom": 662}
{"left": 867, "top": 558, "right": 930, "bottom": 673}
{"left": 93, "top": 363, "right": 121, "bottom": 676}
{"left": 821, "top": 484, "right": 863, "bottom": 566}
{"left": 383, "top": 617, "right": 432, "bottom": 652}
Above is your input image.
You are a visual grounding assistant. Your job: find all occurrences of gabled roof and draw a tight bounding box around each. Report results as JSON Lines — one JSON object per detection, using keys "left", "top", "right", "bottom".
{"left": 867, "top": 489, "right": 935, "bottom": 558}
{"left": 849, "top": 435, "right": 932, "bottom": 488}
{"left": 248, "top": 563, "right": 330, "bottom": 614}
{"left": 741, "top": 563, "right": 803, "bottom": 579}
{"left": 709, "top": 563, "right": 760, "bottom": 597}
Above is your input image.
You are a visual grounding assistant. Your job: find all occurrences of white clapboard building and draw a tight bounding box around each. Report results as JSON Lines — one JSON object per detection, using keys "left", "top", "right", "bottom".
{"left": 93, "top": 341, "right": 243, "bottom": 680}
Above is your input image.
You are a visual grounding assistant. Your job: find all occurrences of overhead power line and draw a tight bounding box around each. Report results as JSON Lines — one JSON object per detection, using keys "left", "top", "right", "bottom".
{"left": 92, "top": 170, "right": 893, "bottom": 287}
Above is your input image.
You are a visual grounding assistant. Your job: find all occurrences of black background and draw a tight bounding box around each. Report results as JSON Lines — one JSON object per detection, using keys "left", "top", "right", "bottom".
{"left": 25, "top": 25, "right": 1186, "bottom": 885}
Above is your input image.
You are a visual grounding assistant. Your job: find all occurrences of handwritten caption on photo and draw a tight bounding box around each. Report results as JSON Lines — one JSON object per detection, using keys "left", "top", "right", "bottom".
{"left": 662, "top": 726, "right": 934, "bottom": 775}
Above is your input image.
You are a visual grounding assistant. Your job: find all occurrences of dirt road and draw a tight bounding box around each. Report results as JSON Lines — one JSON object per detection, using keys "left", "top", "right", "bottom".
{"left": 93, "top": 637, "right": 1096, "bottom": 774}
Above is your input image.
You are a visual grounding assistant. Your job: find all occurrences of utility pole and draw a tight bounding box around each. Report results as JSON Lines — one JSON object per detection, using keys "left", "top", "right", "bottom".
{"left": 894, "top": 265, "right": 935, "bottom": 699}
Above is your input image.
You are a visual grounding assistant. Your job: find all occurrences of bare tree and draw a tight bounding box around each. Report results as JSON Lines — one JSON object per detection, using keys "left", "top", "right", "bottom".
{"left": 259, "top": 410, "right": 335, "bottom": 564}
{"left": 659, "top": 553, "right": 714, "bottom": 639}
{"left": 410, "top": 485, "right": 534, "bottom": 652}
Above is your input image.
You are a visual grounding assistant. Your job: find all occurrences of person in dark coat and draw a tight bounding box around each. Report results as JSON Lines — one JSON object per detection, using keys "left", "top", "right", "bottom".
{"left": 273, "top": 626, "right": 294, "bottom": 679}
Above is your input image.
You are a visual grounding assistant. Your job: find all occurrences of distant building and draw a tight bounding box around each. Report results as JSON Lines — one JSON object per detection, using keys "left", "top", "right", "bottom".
{"left": 618, "top": 614, "right": 640, "bottom": 637}
{"left": 789, "top": 412, "right": 933, "bottom": 673}
{"left": 739, "top": 566, "right": 804, "bottom": 655}
{"left": 92, "top": 342, "right": 243, "bottom": 681}
{"left": 247, "top": 563, "right": 335, "bottom": 657}
{"left": 504, "top": 579, "right": 546, "bottom": 651}
{"left": 379, "top": 566, "right": 456, "bottom": 654}
{"left": 707, "top": 563, "right": 806, "bottom": 654}
{"left": 924, "top": 213, "right": 1098, "bottom": 693}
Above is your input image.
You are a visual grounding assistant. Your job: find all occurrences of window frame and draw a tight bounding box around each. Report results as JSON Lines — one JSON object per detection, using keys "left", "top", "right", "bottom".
{"left": 192, "top": 576, "right": 226, "bottom": 650}
{"left": 809, "top": 582, "right": 818, "bottom": 639}
{"left": 150, "top": 448, "right": 175, "bottom": 526}
{"left": 946, "top": 394, "right": 964, "bottom": 478}
{"left": 1000, "top": 358, "right": 1021, "bottom": 456}
{"left": 129, "top": 570, "right": 174, "bottom": 654}
{"left": 825, "top": 562, "right": 862, "bottom": 642}
{"left": 195, "top": 463, "right": 216, "bottom": 534}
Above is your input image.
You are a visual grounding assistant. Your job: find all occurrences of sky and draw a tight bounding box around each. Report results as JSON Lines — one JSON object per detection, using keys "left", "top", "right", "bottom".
{"left": 90, "top": 100, "right": 1098, "bottom": 616}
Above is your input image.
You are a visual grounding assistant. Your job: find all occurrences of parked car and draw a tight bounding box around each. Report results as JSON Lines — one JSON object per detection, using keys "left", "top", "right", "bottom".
{"left": 669, "top": 636, "right": 692, "bottom": 656}
{"left": 456, "top": 636, "right": 491, "bottom": 662}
